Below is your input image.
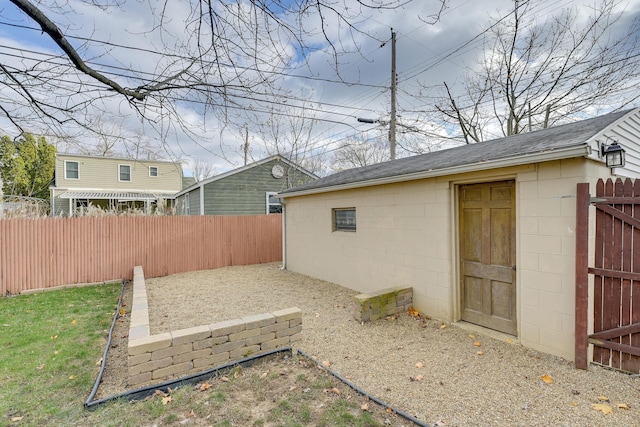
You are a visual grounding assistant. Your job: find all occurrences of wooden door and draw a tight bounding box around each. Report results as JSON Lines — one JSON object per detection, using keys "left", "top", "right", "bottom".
{"left": 459, "top": 181, "right": 516, "bottom": 335}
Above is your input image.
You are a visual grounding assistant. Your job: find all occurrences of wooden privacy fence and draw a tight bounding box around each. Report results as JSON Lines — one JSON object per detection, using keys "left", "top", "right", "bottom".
{"left": 575, "top": 178, "right": 640, "bottom": 374}
{"left": 0, "top": 214, "right": 282, "bottom": 296}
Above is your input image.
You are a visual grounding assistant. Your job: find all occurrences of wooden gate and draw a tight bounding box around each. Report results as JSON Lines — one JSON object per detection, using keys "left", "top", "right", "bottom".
{"left": 575, "top": 178, "right": 640, "bottom": 373}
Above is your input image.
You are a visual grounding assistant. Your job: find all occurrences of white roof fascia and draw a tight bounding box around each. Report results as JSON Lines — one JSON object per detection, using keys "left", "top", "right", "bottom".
{"left": 279, "top": 145, "right": 590, "bottom": 199}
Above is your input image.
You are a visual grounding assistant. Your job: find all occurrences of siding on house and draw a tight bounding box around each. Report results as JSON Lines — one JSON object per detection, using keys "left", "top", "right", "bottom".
{"left": 284, "top": 159, "right": 611, "bottom": 360}
{"left": 595, "top": 111, "right": 640, "bottom": 178}
{"left": 176, "top": 157, "right": 315, "bottom": 216}
{"left": 50, "top": 153, "right": 184, "bottom": 216}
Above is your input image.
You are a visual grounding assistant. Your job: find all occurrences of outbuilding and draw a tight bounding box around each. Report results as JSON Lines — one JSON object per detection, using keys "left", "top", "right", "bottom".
{"left": 279, "top": 109, "right": 640, "bottom": 360}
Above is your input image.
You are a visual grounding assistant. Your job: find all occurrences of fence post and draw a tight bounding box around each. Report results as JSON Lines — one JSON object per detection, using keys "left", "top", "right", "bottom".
{"left": 575, "top": 183, "right": 590, "bottom": 369}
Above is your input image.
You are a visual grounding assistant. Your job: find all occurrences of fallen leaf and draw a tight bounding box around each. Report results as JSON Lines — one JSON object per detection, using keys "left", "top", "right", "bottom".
{"left": 220, "top": 376, "right": 229, "bottom": 382}
{"left": 415, "top": 374, "right": 424, "bottom": 381}
{"left": 330, "top": 387, "right": 341, "bottom": 395}
{"left": 505, "top": 339, "right": 513, "bottom": 344}
{"left": 440, "top": 323, "right": 447, "bottom": 329}
{"left": 541, "top": 375, "right": 554, "bottom": 384}
{"left": 198, "top": 382, "right": 211, "bottom": 391}
{"left": 617, "top": 403, "right": 630, "bottom": 410}
{"left": 473, "top": 341, "right": 482, "bottom": 347}
{"left": 468, "top": 334, "right": 476, "bottom": 339}
{"left": 476, "top": 351, "right": 484, "bottom": 356}
{"left": 361, "top": 403, "right": 370, "bottom": 411}
{"left": 591, "top": 403, "right": 613, "bottom": 414}
{"left": 11, "top": 416, "right": 23, "bottom": 421}
{"left": 51, "top": 335, "right": 58, "bottom": 340}
{"left": 119, "top": 308, "right": 126, "bottom": 315}
{"left": 162, "top": 395, "right": 172, "bottom": 405}
{"left": 187, "top": 409, "right": 196, "bottom": 418}
{"left": 95, "top": 358, "right": 102, "bottom": 366}
{"left": 260, "top": 372, "right": 268, "bottom": 379}
{"left": 598, "top": 396, "right": 610, "bottom": 402}
{"left": 289, "top": 385, "right": 297, "bottom": 391}
{"left": 321, "top": 360, "right": 331, "bottom": 368}
{"left": 71, "top": 319, "right": 77, "bottom": 325}
{"left": 233, "top": 367, "right": 242, "bottom": 378}
{"left": 415, "top": 362, "right": 424, "bottom": 368}
{"left": 36, "top": 364, "right": 45, "bottom": 370}
{"left": 69, "top": 375, "right": 76, "bottom": 380}
{"left": 408, "top": 306, "right": 426, "bottom": 319}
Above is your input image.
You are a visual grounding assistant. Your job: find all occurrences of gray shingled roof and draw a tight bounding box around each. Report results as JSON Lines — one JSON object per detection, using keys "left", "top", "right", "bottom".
{"left": 281, "top": 109, "right": 631, "bottom": 196}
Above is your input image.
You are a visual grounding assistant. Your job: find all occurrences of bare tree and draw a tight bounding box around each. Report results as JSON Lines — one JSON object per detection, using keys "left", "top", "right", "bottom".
{"left": 3, "top": 0, "right": 446, "bottom": 155}
{"left": 256, "top": 99, "right": 328, "bottom": 181}
{"left": 436, "top": 0, "right": 640, "bottom": 143}
{"left": 331, "top": 133, "right": 390, "bottom": 171}
{"left": 192, "top": 158, "right": 217, "bottom": 182}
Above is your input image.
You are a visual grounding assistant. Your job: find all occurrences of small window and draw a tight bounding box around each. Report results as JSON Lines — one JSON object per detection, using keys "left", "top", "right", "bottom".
{"left": 333, "top": 208, "right": 356, "bottom": 232}
{"left": 65, "top": 161, "right": 79, "bottom": 179}
{"left": 119, "top": 164, "right": 131, "bottom": 182}
{"left": 266, "top": 192, "right": 282, "bottom": 214}
{"left": 149, "top": 166, "right": 158, "bottom": 177}
{"left": 184, "top": 193, "right": 190, "bottom": 215}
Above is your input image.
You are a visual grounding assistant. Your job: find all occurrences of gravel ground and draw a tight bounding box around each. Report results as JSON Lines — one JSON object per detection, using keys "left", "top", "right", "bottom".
{"left": 98, "top": 263, "right": 639, "bottom": 426}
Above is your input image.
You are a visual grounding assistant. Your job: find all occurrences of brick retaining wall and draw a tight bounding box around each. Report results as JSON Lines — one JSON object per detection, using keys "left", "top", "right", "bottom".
{"left": 127, "top": 266, "right": 302, "bottom": 386}
{"left": 353, "top": 286, "right": 413, "bottom": 322}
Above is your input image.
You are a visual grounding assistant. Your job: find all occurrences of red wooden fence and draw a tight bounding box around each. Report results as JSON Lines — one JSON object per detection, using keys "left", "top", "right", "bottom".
{"left": 575, "top": 179, "right": 640, "bottom": 373}
{"left": 0, "top": 215, "right": 282, "bottom": 296}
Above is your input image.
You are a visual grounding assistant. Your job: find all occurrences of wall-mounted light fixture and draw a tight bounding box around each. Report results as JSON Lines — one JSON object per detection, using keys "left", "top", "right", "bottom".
{"left": 600, "top": 141, "right": 625, "bottom": 168}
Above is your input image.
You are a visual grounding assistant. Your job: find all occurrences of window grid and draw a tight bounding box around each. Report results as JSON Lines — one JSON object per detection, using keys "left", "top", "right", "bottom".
{"left": 119, "top": 164, "right": 131, "bottom": 182}
{"left": 65, "top": 161, "right": 79, "bottom": 179}
{"left": 266, "top": 192, "right": 282, "bottom": 214}
{"left": 333, "top": 208, "right": 356, "bottom": 232}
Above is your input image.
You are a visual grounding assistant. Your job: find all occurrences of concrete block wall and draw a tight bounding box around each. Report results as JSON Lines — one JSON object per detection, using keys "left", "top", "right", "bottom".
{"left": 127, "top": 266, "right": 302, "bottom": 386}
{"left": 353, "top": 286, "right": 412, "bottom": 322}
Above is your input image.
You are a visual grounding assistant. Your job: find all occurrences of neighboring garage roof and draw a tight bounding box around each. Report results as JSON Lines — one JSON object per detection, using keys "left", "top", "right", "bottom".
{"left": 58, "top": 191, "right": 176, "bottom": 200}
{"left": 280, "top": 109, "right": 634, "bottom": 198}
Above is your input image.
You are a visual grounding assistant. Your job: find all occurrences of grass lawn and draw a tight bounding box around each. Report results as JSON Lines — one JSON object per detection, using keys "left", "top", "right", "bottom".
{"left": 0, "top": 284, "right": 123, "bottom": 426}
{"left": 0, "top": 284, "right": 414, "bottom": 427}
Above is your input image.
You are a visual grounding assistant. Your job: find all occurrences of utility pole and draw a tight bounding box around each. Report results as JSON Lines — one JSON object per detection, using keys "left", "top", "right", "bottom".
{"left": 356, "top": 28, "right": 397, "bottom": 160}
{"left": 243, "top": 126, "right": 249, "bottom": 166}
{"left": 389, "top": 29, "right": 397, "bottom": 160}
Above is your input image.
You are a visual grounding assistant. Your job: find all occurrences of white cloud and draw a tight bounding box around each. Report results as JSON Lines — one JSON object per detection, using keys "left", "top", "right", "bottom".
{"left": 1, "top": 0, "right": 639, "bottom": 175}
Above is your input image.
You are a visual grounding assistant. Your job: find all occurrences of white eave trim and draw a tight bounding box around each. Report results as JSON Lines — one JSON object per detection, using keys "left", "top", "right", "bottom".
{"left": 280, "top": 145, "right": 592, "bottom": 199}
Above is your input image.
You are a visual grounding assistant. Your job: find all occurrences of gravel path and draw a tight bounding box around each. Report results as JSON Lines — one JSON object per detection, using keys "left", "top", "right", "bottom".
{"left": 120, "top": 263, "right": 638, "bottom": 426}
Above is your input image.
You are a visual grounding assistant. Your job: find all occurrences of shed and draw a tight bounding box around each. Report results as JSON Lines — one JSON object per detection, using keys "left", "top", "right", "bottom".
{"left": 175, "top": 155, "right": 317, "bottom": 215}
{"left": 278, "top": 108, "right": 640, "bottom": 360}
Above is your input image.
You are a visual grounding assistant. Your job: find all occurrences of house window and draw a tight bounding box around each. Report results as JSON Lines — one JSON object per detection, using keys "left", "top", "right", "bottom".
{"left": 65, "top": 161, "right": 79, "bottom": 179}
{"left": 149, "top": 166, "right": 158, "bottom": 177}
{"left": 333, "top": 208, "right": 356, "bottom": 232}
{"left": 185, "top": 193, "right": 190, "bottom": 215}
{"left": 266, "top": 192, "right": 282, "bottom": 214}
{"left": 119, "top": 164, "right": 131, "bottom": 182}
